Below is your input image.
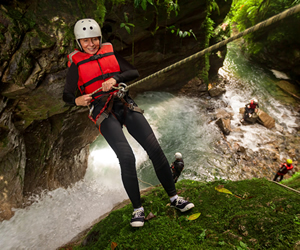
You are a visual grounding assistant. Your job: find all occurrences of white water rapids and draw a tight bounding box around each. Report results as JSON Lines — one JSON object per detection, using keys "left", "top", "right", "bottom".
{"left": 0, "top": 43, "right": 298, "bottom": 250}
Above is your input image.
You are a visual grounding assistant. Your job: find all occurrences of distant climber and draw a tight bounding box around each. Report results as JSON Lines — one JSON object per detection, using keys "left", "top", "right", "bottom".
{"left": 273, "top": 159, "right": 294, "bottom": 182}
{"left": 170, "top": 152, "right": 184, "bottom": 183}
{"left": 240, "top": 99, "right": 259, "bottom": 124}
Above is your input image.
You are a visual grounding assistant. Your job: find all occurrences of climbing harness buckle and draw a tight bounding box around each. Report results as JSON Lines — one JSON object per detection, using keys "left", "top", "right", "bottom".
{"left": 117, "top": 83, "right": 128, "bottom": 99}
{"left": 128, "top": 103, "right": 134, "bottom": 110}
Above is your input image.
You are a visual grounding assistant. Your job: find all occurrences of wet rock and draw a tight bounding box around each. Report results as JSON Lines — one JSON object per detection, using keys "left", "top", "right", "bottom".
{"left": 274, "top": 123, "right": 284, "bottom": 133}
{"left": 216, "top": 117, "right": 231, "bottom": 135}
{"left": 179, "top": 77, "right": 207, "bottom": 96}
{"left": 0, "top": 111, "right": 25, "bottom": 221}
{"left": 237, "top": 145, "right": 246, "bottom": 153}
{"left": 257, "top": 109, "right": 275, "bottom": 129}
{"left": 216, "top": 109, "right": 233, "bottom": 120}
{"left": 208, "top": 85, "right": 226, "bottom": 97}
{"left": 288, "top": 148, "right": 297, "bottom": 158}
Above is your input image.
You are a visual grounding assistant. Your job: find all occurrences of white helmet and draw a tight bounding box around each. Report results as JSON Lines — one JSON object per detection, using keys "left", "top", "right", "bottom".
{"left": 175, "top": 152, "right": 182, "bottom": 159}
{"left": 74, "top": 18, "right": 102, "bottom": 50}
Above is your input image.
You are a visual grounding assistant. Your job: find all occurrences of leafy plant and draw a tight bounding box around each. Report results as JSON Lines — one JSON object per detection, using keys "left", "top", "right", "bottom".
{"left": 228, "top": 0, "right": 300, "bottom": 56}
{"left": 167, "top": 25, "right": 197, "bottom": 40}
{"left": 120, "top": 12, "right": 135, "bottom": 64}
{"left": 237, "top": 241, "right": 248, "bottom": 250}
{"left": 207, "top": 0, "right": 220, "bottom": 15}
{"left": 120, "top": 12, "right": 135, "bottom": 34}
{"left": 134, "top": 0, "right": 153, "bottom": 10}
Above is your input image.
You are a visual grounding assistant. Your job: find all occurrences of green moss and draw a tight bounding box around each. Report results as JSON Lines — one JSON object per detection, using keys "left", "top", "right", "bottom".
{"left": 281, "top": 171, "right": 300, "bottom": 191}
{"left": 64, "top": 178, "right": 300, "bottom": 249}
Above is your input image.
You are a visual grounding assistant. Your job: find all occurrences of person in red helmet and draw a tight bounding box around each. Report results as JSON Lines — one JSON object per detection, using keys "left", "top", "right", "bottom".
{"left": 241, "top": 99, "right": 259, "bottom": 124}
{"left": 63, "top": 18, "right": 194, "bottom": 228}
{"left": 273, "top": 159, "right": 294, "bottom": 182}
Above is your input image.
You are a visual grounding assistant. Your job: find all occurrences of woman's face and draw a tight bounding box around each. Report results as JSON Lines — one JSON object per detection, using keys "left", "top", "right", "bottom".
{"left": 80, "top": 37, "right": 100, "bottom": 54}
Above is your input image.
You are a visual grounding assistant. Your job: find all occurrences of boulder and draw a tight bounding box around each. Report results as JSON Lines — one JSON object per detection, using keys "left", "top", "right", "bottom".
{"left": 216, "top": 117, "right": 231, "bottom": 135}
{"left": 208, "top": 85, "right": 226, "bottom": 97}
{"left": 257, "top": 109, "right": 275, "bottom": 129}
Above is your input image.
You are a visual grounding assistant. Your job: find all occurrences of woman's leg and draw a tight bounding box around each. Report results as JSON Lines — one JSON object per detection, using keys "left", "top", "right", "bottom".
{"left": 124, "top": 110, "right": 177, "bottom": 197}
{"left": 100, "top": 115, "right": 142, "bottom": 208}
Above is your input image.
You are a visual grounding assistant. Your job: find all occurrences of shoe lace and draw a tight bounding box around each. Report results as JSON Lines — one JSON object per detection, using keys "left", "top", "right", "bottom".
{"left": 175, "top": 196, "right": 186, "bottom": 205}
{"left": 132, "top": 208, "right": 143, "bottom": 217}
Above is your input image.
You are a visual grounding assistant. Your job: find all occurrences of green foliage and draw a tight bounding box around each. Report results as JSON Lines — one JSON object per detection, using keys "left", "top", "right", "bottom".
{"left": 197, "top": 229, "right": 206, "bottom": 242}
{"left": 228, "top": 0, "right": 300, "bottom": 55}
{"left": 281, "top": 171, "right": 300, "bottom": 190}
{"left": 133, "top": 0, "right": 179, "bottom": 17}
{"left": 167, "top": 26, "right": 197, "bottom": 40}
{"left": 165, "top": 0, "right": 180, "bottom": 18}
{"left": 110, "top": 0, "right": 126, "bottom": 4}
{"left": 70, "top": 178, "right": 300, "bottom": 249}
{"left": 120, "top": 12, "right": 136, "bottom": 64}
{"left": 92, "top": 0, "right": 106, "bottom": 26}
{"left": 237, "top": 241, "right": 248, "bottom": 250}
{"left": 199, "top": 0, "right": 217, "bottom": 84}
{"left": 120, "top": 12, "right": 135, "bottom": 34}
{"left": 134, "top": 0, "right": 153, "bottom": 10}
{"left": 207, "top": 0, "right": 220, "bottom": 15}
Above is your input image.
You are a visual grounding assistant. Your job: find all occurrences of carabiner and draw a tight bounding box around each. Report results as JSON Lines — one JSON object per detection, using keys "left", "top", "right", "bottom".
{"left": 117, "top": 82, "right": 128, "bottom": 99}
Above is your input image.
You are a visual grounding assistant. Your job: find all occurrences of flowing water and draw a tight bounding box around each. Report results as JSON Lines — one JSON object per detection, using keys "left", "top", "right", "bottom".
{"left": 0, "top": 42, "right": 298, "bottom": 250}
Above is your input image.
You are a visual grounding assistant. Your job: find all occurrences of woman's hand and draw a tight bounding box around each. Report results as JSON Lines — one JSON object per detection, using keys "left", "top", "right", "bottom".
{"left": 75, "top": 94, "right": 92, "bottom": 106}
{"left": 102, "top": 78, "right": 117, "bottom": 92}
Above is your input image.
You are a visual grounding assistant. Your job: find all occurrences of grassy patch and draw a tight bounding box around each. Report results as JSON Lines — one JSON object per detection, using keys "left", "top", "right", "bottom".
{"left": 64, "top": 178, "right": 300, "bottom": 250}
{"left": 282, "top": 172, "right": 300, "bottom": 191}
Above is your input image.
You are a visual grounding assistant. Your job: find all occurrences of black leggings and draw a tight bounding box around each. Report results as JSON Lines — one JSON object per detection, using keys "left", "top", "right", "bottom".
{"left": 100, "top": 108, "right": 177, "bottom": 208}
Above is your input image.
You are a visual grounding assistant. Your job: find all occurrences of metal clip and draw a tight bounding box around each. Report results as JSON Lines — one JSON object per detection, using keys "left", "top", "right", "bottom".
{"left": 128, "top": 103, "right": 134, "bottom": 110}
{"left": 88, "top": 104, "right": 94, "bottom": 117}
{"left": 117, "top": 83, "right": 128, "bottom": 99}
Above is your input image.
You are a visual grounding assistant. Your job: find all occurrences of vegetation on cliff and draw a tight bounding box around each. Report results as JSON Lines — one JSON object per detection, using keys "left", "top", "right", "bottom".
{"left": 61, "top": 177, "right": 300, "bottom": 249}
{"left": 227, "top": 0, "right": 300, "bottom": 80}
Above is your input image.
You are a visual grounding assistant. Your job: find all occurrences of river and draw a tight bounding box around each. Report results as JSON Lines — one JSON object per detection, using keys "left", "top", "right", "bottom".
{"left": 0, "top": 42, "right": 298, "bottom": 250}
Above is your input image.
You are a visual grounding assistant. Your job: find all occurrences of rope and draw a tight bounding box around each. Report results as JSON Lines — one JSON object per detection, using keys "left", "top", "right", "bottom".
{"left": 89, "top": 85, "right": 122, "bottom": 97}
{"left": 270, "top": 180, "right": 300, "bottom": 195}
{"left": 138, "top": 177, "right": 154, "bottom": 187}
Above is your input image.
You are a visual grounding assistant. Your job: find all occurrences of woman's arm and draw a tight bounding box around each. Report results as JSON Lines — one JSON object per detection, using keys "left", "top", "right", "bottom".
{"left": 113, "top": 51, "right": 139, "bottom": 83}
{"left": 63, "top": 63, "right": 79, "bottom": 106}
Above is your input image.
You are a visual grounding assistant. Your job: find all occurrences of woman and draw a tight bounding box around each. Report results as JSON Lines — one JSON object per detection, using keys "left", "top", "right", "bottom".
{"left": 63, "top": 18, "right": 194, "bottom": 227}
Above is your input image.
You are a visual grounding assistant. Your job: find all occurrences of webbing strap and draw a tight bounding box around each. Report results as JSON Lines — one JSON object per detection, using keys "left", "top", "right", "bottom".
{"left": 77, "top": 52, "right": 115, "bottom": 66}
{"left": 120, "top": 98, "right": 144, "bottom": 114}
{"left": 95, "top": 95, "right": 115, "bottom": 128}
{"left": 80, "top": 71, "right": 121, "bottom": 92}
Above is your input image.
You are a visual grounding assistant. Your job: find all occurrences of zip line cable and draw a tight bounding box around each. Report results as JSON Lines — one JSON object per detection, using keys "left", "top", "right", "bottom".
{"left": 90, "top": 3, "right": 300, "bottom": 97}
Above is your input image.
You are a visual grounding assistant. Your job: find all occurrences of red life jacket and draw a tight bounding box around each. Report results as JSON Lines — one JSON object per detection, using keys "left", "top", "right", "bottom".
{"left": 67, "top": 43, "right": 121, "bottom": 101}
{"left": 277, "top": 163, "right": 294, "bottom": 175}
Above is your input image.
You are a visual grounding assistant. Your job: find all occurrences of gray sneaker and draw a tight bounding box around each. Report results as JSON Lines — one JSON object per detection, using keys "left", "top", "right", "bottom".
{"left": 171, "top": 197, "right": 195, "bottom": 212}
{"left": 130, "top": 208, "right": 145, "bottom": 227}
